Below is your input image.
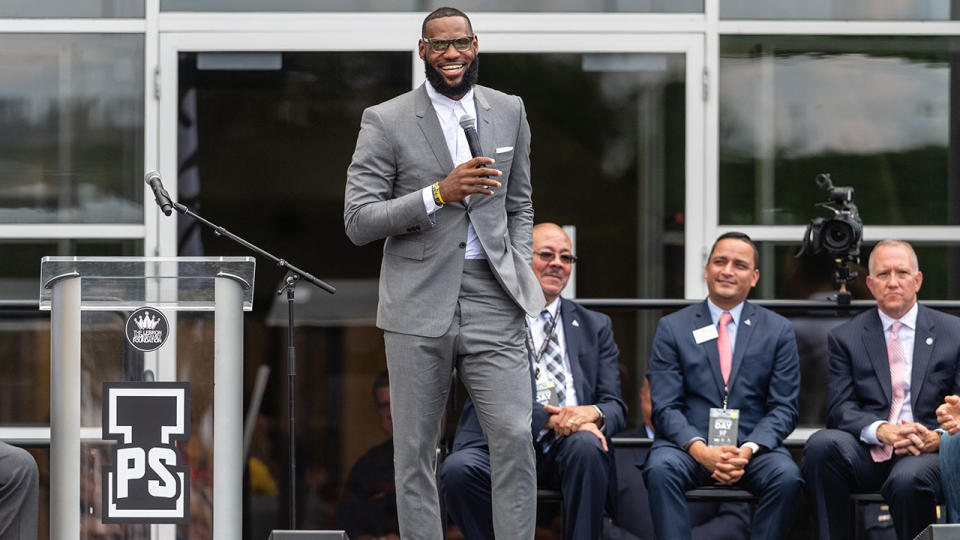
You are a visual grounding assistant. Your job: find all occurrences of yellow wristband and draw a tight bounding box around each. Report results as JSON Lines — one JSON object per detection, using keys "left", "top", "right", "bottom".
{"left": 432, "top": 182, "right": 445, "bottom": 206}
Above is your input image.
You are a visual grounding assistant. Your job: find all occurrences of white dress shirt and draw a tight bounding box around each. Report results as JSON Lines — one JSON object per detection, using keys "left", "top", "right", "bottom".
{"left": 420, "top": 81, "right": 484, "bottom": 259}
{"left": 860, "top": 302, "right": 919, "bottom": 445}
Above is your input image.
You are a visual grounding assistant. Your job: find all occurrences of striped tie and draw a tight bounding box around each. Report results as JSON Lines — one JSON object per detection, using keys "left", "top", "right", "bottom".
{"left": 540, "top": 310, "right": 566, "bottom": 406}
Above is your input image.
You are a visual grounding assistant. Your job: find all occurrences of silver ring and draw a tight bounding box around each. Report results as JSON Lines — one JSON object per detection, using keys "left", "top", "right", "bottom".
{"left": 568, "top": 419, "right": 575, "bottom": 424}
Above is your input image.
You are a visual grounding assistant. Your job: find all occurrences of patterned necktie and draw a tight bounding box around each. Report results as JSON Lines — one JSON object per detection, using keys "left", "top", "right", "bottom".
{"left": 540, "top": 310, "right": 566, "bottom": 406}
{"left": 872, "top": 320, "right": 905, "bottom": 462}
{"left": 717, "top": 312, "right": 733, "bottom": 386}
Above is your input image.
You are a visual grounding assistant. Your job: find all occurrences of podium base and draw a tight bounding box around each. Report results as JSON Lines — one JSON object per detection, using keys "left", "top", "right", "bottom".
{"left": 268, "top": 531, "right": 349, "bottom": 540}
{"left": 914, "top": 524, "right": 960, "bottom": 540}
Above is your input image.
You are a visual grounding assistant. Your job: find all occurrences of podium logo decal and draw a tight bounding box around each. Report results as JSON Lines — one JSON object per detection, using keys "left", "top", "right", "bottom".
{"left": 102, "top": 382, "right": 190, "bottom": 524}
{"left": 125, "top": 307, "right": 169, "bottom": 352}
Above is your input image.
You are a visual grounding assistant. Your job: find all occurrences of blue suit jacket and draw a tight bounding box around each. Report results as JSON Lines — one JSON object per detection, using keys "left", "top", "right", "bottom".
{"left": 647, "top": 300, "right": 800, "bottom": 451}
{"left": 452, "top": 298, "right": 627, "bottom": 451}
{"left": 826, "top": 304, "right": 960, "bottom": 436}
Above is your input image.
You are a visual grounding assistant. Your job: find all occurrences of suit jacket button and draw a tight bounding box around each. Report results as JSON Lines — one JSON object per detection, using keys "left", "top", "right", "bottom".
{"left": 459, "top": 242, "right": 466, "bottom": 249}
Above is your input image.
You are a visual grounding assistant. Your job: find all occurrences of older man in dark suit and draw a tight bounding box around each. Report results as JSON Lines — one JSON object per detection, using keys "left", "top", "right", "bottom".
{"left": 441, "top": 223, "right": 627, "bottom": 540}
{"left": 803, "top": 239, "right": 960, "bottom": 540}
{"left": 644, "top": 231, "right": 803, "bottom": 540}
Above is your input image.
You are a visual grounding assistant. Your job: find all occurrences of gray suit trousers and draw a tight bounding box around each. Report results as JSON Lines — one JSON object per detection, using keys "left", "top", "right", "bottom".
{"left": 0, "top": 442, "right": 38, "bottom": 540}
{"left": 385, "top": 260, "right": 536, "bottom": 540}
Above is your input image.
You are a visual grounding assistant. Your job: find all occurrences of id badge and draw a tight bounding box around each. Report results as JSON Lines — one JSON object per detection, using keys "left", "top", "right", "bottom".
{"left": 708, "top": 408, "right": 739, "bottom": 447}
{"left": 535, "top": 378, "right": 559, "bottom": 407}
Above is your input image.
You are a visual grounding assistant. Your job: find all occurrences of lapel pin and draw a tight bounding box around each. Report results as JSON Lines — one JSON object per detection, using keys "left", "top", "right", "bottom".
{"left": 926, "top": 337, "right": 933, "bottom": 345}
{"left": 572, "top": 320, "right": 580, "bottom": 327}
{"left": 744, "top": 319, "right": 751, "bottom": 326}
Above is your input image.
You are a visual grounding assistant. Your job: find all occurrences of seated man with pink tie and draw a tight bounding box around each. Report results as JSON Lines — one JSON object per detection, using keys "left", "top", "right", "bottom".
{"left": 643, "top": 232, "right": 803, "bottom": 540}
{"left": 803, "top": 239, "right": 960, "bottom": 540}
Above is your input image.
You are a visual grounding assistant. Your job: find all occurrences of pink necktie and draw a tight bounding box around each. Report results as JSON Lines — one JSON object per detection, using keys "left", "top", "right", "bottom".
{"left": 718, "top": 312, "right": 733, "bottom": 386}
{"left": 872, "top": 321, "right": 905, "bottom": 462}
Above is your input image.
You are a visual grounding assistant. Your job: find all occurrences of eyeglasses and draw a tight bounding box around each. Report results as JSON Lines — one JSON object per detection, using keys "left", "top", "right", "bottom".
{"left": 421, "top": 35, "right": 475, "bottom": 53}
{"left": 533, "top": 251, "right": 578, "bottom": 265}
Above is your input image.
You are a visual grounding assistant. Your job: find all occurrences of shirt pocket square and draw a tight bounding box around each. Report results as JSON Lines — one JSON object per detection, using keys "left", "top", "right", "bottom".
{"left": 495, "top": 146, "right": 514, "bottom": 154}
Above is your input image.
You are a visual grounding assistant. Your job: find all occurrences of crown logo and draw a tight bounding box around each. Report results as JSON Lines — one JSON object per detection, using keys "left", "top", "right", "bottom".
{"left": 135, "top": 313, "right": 160, "bottom": 330}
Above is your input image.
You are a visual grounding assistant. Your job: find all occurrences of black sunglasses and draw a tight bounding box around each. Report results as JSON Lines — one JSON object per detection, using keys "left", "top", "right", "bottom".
{"left": 422, "top": 35, "right": 474, "bottom": 53}
{"left": 533, "top": 250, "right": 578, "bottom": 265}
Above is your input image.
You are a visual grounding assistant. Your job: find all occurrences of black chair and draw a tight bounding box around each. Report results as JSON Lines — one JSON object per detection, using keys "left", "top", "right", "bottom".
{"left": 685, "top": 485, "right": 758, "bottom": 504}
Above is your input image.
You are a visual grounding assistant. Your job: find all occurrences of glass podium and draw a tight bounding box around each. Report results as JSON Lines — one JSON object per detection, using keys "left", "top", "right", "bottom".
{"left": 40, "top": 257, "right": 255, "bottom": 540}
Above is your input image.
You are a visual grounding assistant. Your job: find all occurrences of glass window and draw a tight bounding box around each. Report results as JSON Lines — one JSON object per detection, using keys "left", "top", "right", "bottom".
{"left": 161, "top": 0, "right": 701, "bottom": 13}
{"left": 0, "top": 34, "right": 144, "bottom": 224}
{"left": 720, "top": 1, "right": 952, "bottom": 20}
{"left": 0, "top": 240, "right": 141, "bottom": 426}
{"left": 483, "top": 52, "right": 686, "bottom": 301}
{"left": 0, "top": 0, "right": 143, "bottom": 18}
{"left": 751, "top": 242, "right": 960, "bottom": 301}
{"left": 719, "top": 36, "right": 954, "bottom": 226}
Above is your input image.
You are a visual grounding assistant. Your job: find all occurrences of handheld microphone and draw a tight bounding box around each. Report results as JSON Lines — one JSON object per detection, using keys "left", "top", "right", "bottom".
{"left": 458, "top": 114, "right": 483, "bottom": 158}
{"left": 144, "top": 170, "right": 174, "bottom": 216}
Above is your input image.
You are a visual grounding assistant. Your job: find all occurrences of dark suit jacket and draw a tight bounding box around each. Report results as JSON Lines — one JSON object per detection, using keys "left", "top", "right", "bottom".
{"left": 452, "top": 298, "right": 627, "bottom": 451}
{"left": 826, "top": 304, "right": 960, "bottom": 435}
{"left": 647, "top": 300, "right": 800, "bottom": 452}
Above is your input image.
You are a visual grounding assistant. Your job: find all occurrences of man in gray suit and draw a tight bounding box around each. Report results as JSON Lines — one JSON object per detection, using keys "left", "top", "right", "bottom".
{"left": 344, "top": 6, "right": 543, "bottom": 539}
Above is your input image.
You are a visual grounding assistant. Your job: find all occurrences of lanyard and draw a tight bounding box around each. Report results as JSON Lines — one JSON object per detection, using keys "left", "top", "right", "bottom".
{"left": 524, "top": 306, "right": 561, "bottom": 379}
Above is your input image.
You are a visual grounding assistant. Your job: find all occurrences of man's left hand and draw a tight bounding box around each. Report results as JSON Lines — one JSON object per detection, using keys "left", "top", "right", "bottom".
{"left": 711, "top": 446, "right": 752, "bottom": 485}
{"left": 892, "top": 422, "right": 941, "bottom": 455}
{"left": 544, "top": 404, "right": 602, "bottom": 437}
{"left": 937, "top": 395, "right": 960, "bottom": 434}
{"left": 576, "top": 422, "right": 608, "bottom": 452}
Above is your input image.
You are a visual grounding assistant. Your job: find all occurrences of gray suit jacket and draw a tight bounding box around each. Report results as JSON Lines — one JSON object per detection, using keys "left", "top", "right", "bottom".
{"left": 345, "top": 84, "right": 543, "bottom": 337}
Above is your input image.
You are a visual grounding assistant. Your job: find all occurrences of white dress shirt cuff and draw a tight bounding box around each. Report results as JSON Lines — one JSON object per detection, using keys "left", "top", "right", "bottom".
{"left": 860, "top": 420, "right": 885, "bottom": 446}
{"left": 741, "top": 441, "right": 761, "bottom": 454}
{"left": 422, "top": 186, "right": 442, "bottom": 214}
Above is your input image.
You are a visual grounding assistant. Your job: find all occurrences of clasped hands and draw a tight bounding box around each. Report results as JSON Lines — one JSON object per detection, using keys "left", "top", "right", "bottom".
{"left": 436, "top": 157, "right": 502, "bottom": 203}
{"left": 688, "top": 440, "right": 754, "bottom": 485}
{"left": 877, "top": 420, "right": 940, "bottom": 455}
{"left": 543, "top": 404, "right": 607, "bottom": 451}
{"left": 937, "top": 394, "right": 960, "bottom": 435}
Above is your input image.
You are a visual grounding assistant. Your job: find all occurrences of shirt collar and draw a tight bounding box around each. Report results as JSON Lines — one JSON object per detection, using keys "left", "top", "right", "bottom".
{"left": 528, "top": 297, "right": 562, "bottom": 326}
{"left": 877, "top": 301, "right": 919, "bottom": 332}
{"left": 707, "top": 297, "right": 745, "bottom": 327}
{"left": 424, "top": 81, "right": 476, "bottom": 120}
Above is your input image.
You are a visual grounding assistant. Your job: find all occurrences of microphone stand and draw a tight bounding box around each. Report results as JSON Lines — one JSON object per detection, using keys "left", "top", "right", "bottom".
{"left": 163, "top": 199, "right": 335, "bottom": 530}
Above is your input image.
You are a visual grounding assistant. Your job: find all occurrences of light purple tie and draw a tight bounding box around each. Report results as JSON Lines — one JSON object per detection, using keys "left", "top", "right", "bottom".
{"left": 872, "top": 321, "right": 905, "bottom": 462}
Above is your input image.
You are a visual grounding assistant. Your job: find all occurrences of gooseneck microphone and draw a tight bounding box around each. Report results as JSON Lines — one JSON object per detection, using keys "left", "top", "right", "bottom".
{"left": 458, "top": 114, "right": 484, "bottom": 158}
{"left": 144, "top": 170, "right": 174, "bottom": 216}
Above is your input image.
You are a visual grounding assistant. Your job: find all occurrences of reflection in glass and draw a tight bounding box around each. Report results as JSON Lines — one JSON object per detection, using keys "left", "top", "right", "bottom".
{"left": 0, "top": 34, "right": 144, "bottom": 224}
{"left": 721, "top": 1, "right": 952, "bottom": 20}
{"left": 161, "top": 0, "right": 701, "bottom": 13}
{"left": 719, "top": 36, "right": 954, "bottom": 226}
{"left": 0, "top": 0, "right": 142, "bottom": 17}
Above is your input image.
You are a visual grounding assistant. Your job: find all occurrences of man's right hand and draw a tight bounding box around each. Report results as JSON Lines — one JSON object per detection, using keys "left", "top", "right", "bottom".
{"left": 436, "top": 157, "right": 502, "bottom": 203}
